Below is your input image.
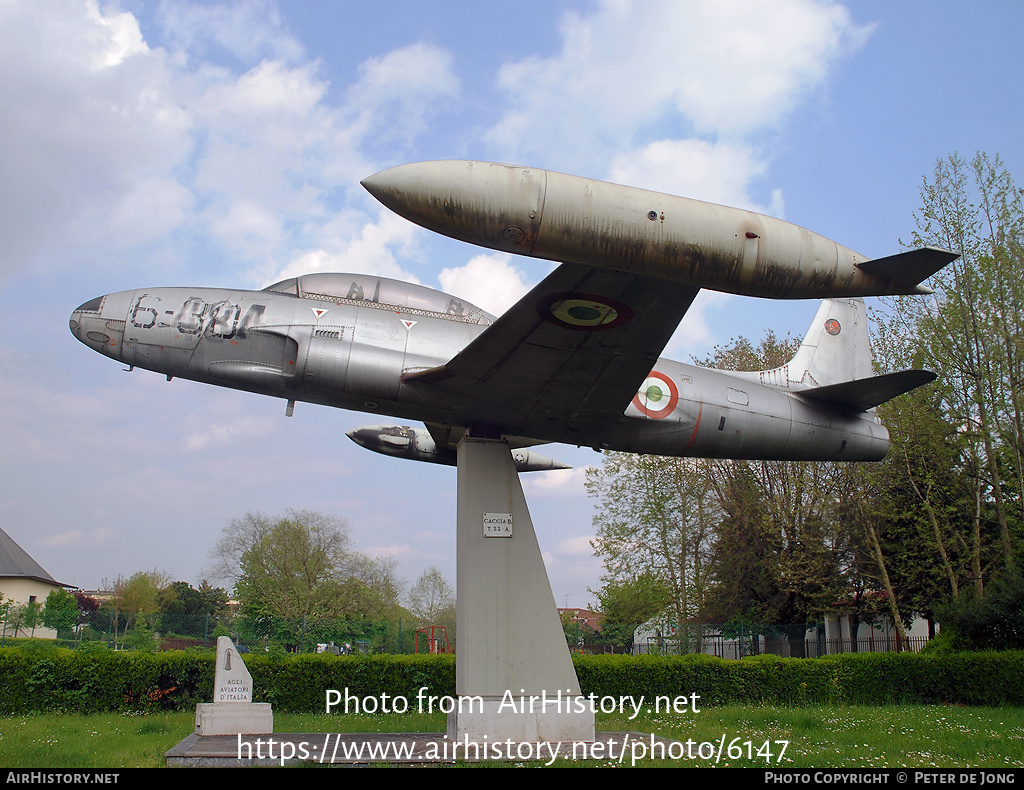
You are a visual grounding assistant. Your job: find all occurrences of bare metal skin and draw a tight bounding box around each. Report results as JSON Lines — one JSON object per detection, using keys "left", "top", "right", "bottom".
{"left": 70, "top": 265, "right": 937, "bottom": 466}
{"left": 361, "top": 160, "right": 955, "bottom": 299}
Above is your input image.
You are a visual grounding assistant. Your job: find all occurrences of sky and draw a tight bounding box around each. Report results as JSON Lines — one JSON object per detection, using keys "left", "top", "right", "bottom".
{"left": 2, "top": 0, "right": 1022, "bottom": 612}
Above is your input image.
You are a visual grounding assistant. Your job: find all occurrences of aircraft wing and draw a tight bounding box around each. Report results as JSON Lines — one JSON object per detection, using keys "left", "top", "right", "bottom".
{"left": 404, "top": 263, "right": 700, "bottom": 440}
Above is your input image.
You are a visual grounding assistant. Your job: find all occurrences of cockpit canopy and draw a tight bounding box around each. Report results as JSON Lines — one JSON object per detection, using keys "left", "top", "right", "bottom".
{"left": 263, "top": 273, "right": 494, "bottom": 325}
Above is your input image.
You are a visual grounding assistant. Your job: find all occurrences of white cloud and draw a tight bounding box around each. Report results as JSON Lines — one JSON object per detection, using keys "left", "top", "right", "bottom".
{"left": 364, "top": 544, "right": 417, "bottom": 560}
{"left": 523, "top": 467, "right": 591, "bottom": 497}
{"left": 0, "top": 1, "right": 462, "bottom": 287}
{"left": 183, "top": 414, "right": 278, "bottom": 452}
{"left": 88, "top": 0, "right": 148, "bottom": 67}
{"left": 663, "top": 289, "right": 735, "bottom": 359}
{"left": 488, "top": 0, "right": 870, "bottom": 157}
{"left": 608, "top": 139, "right": 778, "bottom": 214}
{"left": 556, "top": 535, "right": 598, "bottom": 557}
{"left": 272, "top": 208, "right": 424, "bottom": 284}
{"left": 345, "top": 42, "right": 461, "bottom": 150}
{"left": 39, "top": 526, "right": 118, "bottom": 549}
{"left": 181, "top": 41, "right": 460, "bottom": 276}
{"left": 485, "top": 0, "right": 871, "bottom": 216}
{"left": 0, "top": 0, "right": 191, "bottom": 276}
{"left": 437, "top": 253, "right": 533, "bottom": 316}
{"left": 156, "top": 0, "right": 305, "bottom": 65}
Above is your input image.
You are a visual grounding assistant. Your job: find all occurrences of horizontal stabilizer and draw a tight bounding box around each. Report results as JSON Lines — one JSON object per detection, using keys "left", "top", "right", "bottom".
{"left": 855, "top": 247, "right": 958, "bottom": 291}
{"left": 796, "top": 369, "right": 936, "bottom": 412}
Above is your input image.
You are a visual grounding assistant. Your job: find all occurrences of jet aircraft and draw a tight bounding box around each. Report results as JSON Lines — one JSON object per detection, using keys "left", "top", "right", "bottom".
{"left": 70, "top": 263, "right": 940, "bottom": 466}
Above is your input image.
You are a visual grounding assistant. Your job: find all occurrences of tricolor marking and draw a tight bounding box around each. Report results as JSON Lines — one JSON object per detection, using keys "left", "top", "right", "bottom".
{"left": 632, "top": 370, "right": 679, "bottom": 419}
{"left": 536, "top": 292, "right": 633, "bottom": 331}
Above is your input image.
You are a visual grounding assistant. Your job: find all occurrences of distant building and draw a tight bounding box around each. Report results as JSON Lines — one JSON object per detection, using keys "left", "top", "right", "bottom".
{"left": 0, "top": 526, "right": 74, "bottom": 638}
{"left": 633, "top": 612, "right": 932, "bottom": 657}
{"left": 558, "top": 607, "right": 604, "bottom": 632}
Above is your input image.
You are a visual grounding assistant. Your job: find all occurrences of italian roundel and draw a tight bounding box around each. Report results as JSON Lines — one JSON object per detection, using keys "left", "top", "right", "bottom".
{"left": 536, "top": 293, "right": 634, "bottom": 331}
{"left": 632, "top": 371, "right": 679, "bottom": 419}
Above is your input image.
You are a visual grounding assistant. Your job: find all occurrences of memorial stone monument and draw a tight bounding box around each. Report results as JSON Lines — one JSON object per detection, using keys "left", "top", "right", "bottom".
{"left": 195, "top": 636, "right": 273, "bottom": 736}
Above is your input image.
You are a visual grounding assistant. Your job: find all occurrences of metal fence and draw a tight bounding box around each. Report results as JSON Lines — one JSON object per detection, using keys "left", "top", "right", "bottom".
{"left": 1, "top": 604, "right": 931, "bottom": 657}
{"left": 633, "top": 622, "right": 930, "bottom": 657}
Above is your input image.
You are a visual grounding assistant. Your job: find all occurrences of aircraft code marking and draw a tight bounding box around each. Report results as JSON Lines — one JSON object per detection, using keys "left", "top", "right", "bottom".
{"left": 632, "top": 370, "right": 679, "bottom": 419}
{"left": 536, "top": 292, "right": 633, "bottom": 331}
{"left": 130, "top": 294, "right": 266, "bottom": 339}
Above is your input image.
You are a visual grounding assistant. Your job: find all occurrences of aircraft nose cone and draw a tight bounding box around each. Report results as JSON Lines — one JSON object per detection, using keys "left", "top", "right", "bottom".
{"left": 69, "top": 296, "right": 105, "bottom": 342}
{"left": 345, "top": 427, "right": 371, "bottom": 448}
{"left": 69, "top": 291, "right": 131, "bottom": 360}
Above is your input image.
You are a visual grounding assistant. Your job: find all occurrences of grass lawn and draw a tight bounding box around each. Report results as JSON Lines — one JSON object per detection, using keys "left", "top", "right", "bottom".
{"left": 2, "top": 704, "right": 1023, "bottom": 768}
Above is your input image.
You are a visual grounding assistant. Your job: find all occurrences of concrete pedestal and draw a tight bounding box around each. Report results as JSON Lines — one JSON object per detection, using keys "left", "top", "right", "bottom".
{"left": 447, "top": 437, "right": 595, "bottom": 743}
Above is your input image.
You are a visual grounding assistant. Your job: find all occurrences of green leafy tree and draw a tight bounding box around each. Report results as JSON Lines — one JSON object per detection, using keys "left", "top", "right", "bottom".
{"left": 211, "top": 510, "right": 401, "bottom": 650}
{"left": 587, "top": 453, "right": 717, "bottom": 632}
{"left": 700, "top": 461, "right": 783, "bottom": 623}
{"left": 43, "top": 588, "right": 79, "bottom": 639}
{"left": 879, "top": 152, "right": 1024, "bottom": 587}
{"left": 4, "top": 600, "right": 42, "bottom": 638}
{"left": 591, "top": 571, "right": 672, "bottom": 652}
{"left": 406, "top": 566, "right": 455, "bottom": 627}
{"left": 100, "top": 570, "right": 170, "bottom": 645}
{"left": 701, "top": 334, "right": 853, "bottom": 630}
{"left": 157, "top": 580, "right": 230, "bottom": 635}
{"left": 936, "top": 567, "right": 1024, "bottom": 650}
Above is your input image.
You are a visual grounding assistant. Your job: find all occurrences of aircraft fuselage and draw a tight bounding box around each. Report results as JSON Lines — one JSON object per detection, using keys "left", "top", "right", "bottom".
{"left": 70, "top": 274, "right": 888, "bottom": 462}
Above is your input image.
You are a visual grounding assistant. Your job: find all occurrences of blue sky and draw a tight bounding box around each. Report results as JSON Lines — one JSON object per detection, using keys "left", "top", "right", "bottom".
{"left": 2, "top": 0, "right": 1022, "bottom": 610}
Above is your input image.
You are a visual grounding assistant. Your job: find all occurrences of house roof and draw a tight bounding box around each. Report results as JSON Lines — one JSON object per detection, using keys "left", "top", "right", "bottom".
{"left": 0, "top": 526, "right": 69, "bottom": 587}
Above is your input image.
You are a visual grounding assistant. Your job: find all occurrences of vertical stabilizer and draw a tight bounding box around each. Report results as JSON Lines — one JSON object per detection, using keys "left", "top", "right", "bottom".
{"left": 740, "top": 299, "right": 873, "bottom": 390}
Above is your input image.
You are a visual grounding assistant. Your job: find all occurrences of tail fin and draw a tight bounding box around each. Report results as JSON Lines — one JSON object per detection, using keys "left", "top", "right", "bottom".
{"left": 755, "top": 298, "right": 873, "bottom": 389}
{"left": 729, "top": 299, "right": 935, "bottom": 412}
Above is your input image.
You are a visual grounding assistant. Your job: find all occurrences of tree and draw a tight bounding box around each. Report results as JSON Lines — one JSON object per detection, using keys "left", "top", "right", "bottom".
{"left": 587, "top": 453, "right": 717, "bottom": 632}
{"left": 590, "top": 571, "right": 672, "bottom": 652}
{"left": 406, "top": 566, "right": 455, "bottom": 624}
{"left": 211, "top": 509, "right": 397, "bottom": 622}
{"left": 72, "top": 591, "right": 101, "bottom": 637}
{"left": 43, "top": 588, "right": 79, "bottom": 639}
{"left": 100, "top": 569, "right": 170, "bottom": 644}
{"left": 700, "top": 461, "right": 783, "bottom": 623}
{"left": 699, "top": 334, "right": 856, "bottom": 629}
{"left": 121, "top": 570, "right": 167, "bottom": 617}
{"left": 876, "top": 152, "right": 1024, "bottom": 605}
{"left": 936, "top": 566, "right": 1024, "bottom": 650}
{"left": 157, "top": 580, "right": 230, "bottom": 635}
{"left": 5, "top": 599, "right": 42, "bottom": 638}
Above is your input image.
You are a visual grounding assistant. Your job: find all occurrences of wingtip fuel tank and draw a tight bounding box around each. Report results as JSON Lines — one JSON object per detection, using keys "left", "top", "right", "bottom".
{"left": 346, "top": 425, "right": 571, "bottom": 472}
{"left": 362, "top": 160, "right": 954, "bottom": 299}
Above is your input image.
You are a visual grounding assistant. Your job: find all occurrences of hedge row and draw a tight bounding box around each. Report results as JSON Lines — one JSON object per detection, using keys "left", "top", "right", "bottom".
{"left": 1, "top": 648, "right": 1022, "bottom": 714}
{"left": 0, "top": 649, "right": 454, "bottom": 715}
{"left": 575, "top": 652, "right": 1024, "bottom": 706}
